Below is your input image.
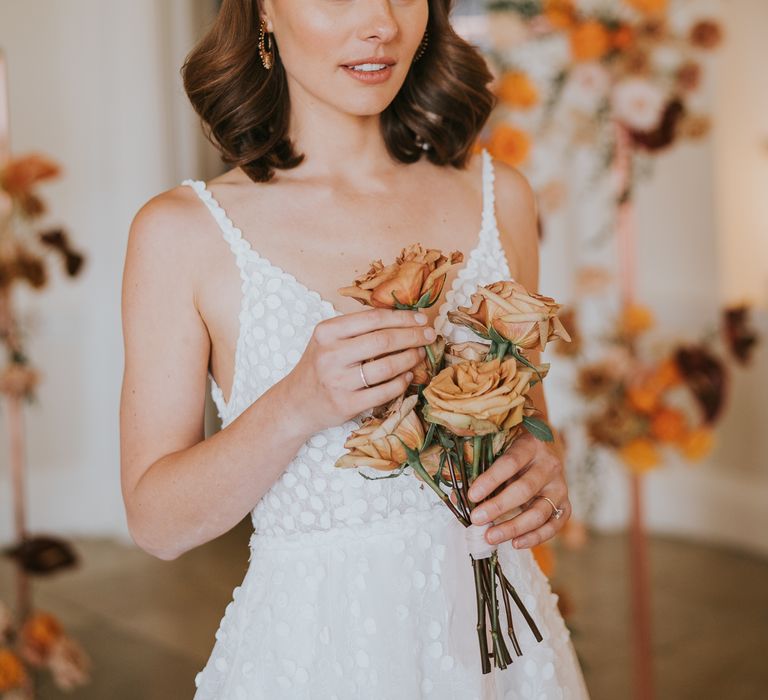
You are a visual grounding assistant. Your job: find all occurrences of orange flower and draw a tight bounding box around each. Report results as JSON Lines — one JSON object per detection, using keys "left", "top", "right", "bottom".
{"left": 0, "top": 648, "right": 27, "bottom": 691}
{"left": 497, "top": 72, "right": 539, "bottom": 109}
{"left": 620, "top": 303, "right": 654, "bottom": 336}
{"left": 650, "top": 407, "right": 688, "bottom": 442}
{"left": 532, "top": 542, "right": 556, "bottom": 578}
{"left": 620, "top": 438, "right": 661, "bottom": 473}
{"left": 338, "top": 243, "right": 463, "bottom": 309}
{"left": 677, "top": 427, "right": 714, "bottom": 461}
{"left": 612, "top": 25, "right": 635, "bottom": 50}
{"left": 544, "top": 0, "right": 576, "bottom": 29}
{"left": 569, "top": 20, "right": 611, "bottom": 62}
{"left": 653, "top": 358, "right": 682, "bottom": 389}
{"left": 0, "top": 153, "right": 61, "bottom": 198}
{"left": 487, "top": 124, "right": 532, "bottom": 168}
{"left": 624, "top": 0, "right": 668, "bottom": 14}
{"left": 627, "top": 385, "right": 660, "bottom": 414}
{"left": 19, "top": 611, "right": 64, "bottom": 663}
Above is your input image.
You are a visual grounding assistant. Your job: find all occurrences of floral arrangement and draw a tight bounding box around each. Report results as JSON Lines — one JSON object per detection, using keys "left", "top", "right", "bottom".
{"left": 482, "top": 0, "right": 722, "bottom": 201}
{"left": 0, "top": 153, "right": 89, "bottom": 698}
{"left": 0, "top": 154, "right": 85, "bottom": 401}
{"left": 560, "top": 301, "right": 760, "bottom": 474}
{"left": 333, "top": 243, "right": 571, "bottom": 672}
{"left": 0, "top": 604, "right": 90, "bottom": 698}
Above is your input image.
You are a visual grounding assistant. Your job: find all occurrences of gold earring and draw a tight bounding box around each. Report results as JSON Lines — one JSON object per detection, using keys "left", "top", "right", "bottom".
{"left": 414, "top": 30, "right": 429, "bottom": 62}
{"left": 259, "top": 18, "right": 274, "bottom": 70}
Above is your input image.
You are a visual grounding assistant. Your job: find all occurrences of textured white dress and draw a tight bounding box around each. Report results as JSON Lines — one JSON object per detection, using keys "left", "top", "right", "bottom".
{"left": 181, "top": 149, "right": 590, "bottom": 699}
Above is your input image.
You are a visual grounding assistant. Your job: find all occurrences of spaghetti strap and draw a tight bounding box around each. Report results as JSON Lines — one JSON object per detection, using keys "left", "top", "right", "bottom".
{"left": 181, "top": 179, "right": 251, "bottom": 283}
{"left": 480, "top": 147, "right": 497, "bottom": 233}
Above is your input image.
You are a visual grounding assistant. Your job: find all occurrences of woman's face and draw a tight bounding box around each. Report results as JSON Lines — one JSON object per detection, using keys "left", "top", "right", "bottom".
{"left": 263, "top": 0, "right": 429, "bottom": 117}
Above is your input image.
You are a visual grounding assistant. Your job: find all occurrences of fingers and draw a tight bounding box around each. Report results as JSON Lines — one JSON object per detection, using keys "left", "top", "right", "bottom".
{"left": 354, "top": 346, "right": 425, "bottom": 388}
{"left": 320, "top": 307, "right": 429, "bottom": 342}
{"left": 341, "top": 323, "right": 437, "bottom": 367}
{"left": 352, "top": 367, "right": 415, "bottom": 410}
{"left": 484, "top": 491, "right": 571, "bottom": 548}
{"left": 466, "top": 433, "right": 538, "bottom": 503}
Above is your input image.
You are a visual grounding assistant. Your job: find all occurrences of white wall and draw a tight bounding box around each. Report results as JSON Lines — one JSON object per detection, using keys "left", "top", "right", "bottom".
{"left": 0, "top": 0, "right": 218, "bottom": 544}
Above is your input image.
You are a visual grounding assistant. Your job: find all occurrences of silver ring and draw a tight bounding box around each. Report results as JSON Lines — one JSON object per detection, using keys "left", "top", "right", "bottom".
{"left": 359, "top": 361, "right": 371, "bottom": 389}
{"left": 537, "top": 495, "right": 564, "bottom": 520}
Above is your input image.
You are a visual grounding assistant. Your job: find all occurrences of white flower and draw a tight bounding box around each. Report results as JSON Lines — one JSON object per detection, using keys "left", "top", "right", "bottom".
{"left": 563, "top": 62, "right": 611, "bottom": 114}
{"left": 611, "top": 78, "right": 667, "bottom": 132}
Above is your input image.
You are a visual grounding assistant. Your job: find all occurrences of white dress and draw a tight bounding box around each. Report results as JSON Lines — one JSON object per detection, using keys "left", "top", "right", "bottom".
{"left": 181, "top": 149, "right": 590, "bottom": 699}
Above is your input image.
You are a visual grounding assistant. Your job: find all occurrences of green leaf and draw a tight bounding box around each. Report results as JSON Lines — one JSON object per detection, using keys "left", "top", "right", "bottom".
{"left": 523, "top": 416, "right": 554, "bottom": 442}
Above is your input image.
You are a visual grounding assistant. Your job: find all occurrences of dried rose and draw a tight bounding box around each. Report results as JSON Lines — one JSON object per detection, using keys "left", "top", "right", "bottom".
{"left": 689, "top": 20, "right": 723, "bottom": 50}
{"left": 411, "top": 334, "right": 446, "bottom": 385}
{"left": 334, "top": 394, "right": 425, "bottom": 470}
{"left": 338, "top": 243, "right": 463, "bottom": 309}
{"left": 19, "top": 611, "right": 63, "bottom": 665}
{"left": 423, "top": 357, "right": 533, "bottom": 437}
{"left": 0, "top": 363, "right": 42, "bottom": 397}
{"left": 0, "top": 648, "right": 27, "bottom": 691}
{"left": 447, "top": 280, "right": 571, "bottom": 351}
{"left": 444, "top": 341, "right": 491, "bottom": 366}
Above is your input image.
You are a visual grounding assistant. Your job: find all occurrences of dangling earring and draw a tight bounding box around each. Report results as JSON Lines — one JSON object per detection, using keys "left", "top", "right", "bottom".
{"left": 259, "top": 18, "right": 274, "bottom": 70}
{"left": 413, "top": 30, "right": 429, "bottom": 62}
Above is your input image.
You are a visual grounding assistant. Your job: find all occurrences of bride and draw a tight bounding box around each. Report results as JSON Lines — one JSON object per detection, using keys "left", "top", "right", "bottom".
{"left": 119, "top": 0, "right": 590, "bottom": 697}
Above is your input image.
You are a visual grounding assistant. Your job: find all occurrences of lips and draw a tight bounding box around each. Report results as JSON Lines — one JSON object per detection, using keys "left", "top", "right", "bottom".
{"left": 341, "top": 56, "right": 396, "bottom": 67}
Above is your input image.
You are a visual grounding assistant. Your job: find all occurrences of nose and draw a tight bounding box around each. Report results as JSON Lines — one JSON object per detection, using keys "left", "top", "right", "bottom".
{"left": 359, "top": 0, "right": 399, "bottom": 43}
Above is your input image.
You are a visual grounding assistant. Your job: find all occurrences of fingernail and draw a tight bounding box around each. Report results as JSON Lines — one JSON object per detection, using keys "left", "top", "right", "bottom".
{"left": 405, "top": 371, "right": 414, "bottom": 382}
{"left": 468, "top": 486, "right": 484, "bottom": 501}
{"left": 424, "top": 328, "right": 437, "bottom": 341}
{"left": 414, "top": 312, "right": 427, "bottom": 324}
{"left": 471, "top": 508, "right": 487, "bottom": 524}
{"left": 488, "top": 530, "right": 501, "bottom": 544}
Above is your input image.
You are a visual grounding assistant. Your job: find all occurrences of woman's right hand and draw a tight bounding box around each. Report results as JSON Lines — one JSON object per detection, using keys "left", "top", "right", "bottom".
{"left": 287, "top": 308, "right": 435, "bottom": 434}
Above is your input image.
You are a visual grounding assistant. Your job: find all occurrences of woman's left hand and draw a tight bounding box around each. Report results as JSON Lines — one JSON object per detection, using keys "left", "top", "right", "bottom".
{"left": 461, "top": 431, "right": 571, "bottom": 549}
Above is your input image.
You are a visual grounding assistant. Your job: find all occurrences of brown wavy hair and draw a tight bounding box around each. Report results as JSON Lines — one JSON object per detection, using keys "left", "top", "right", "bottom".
{"left": 182, "top": 0, "right": 496, "bottom": 182}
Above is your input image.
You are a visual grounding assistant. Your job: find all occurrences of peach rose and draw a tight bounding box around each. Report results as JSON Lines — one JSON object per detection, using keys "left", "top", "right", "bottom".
{"left": 0, "top": 153, "right": 61, "bottom": 198}
{"left": 411, "top": 335, "right": 446, "bottom": 385}
{"left": 335, "top": 394, "right": 425, "bottom": 470}
{"left": 497, "top": 71, "right": 539, "bottom": 109}
{"left": 620, "top": 437, "right": 661, "bottom": 473}
{"left": 444, "top": 341, "right": 491, "bottom": 366}
{"left": 422, "top": 357, "right": 532, "bottom": 437}
{"left": 19, "top": 611, "right": 63, "bottom": 664}
{"left": 447, "top": 280, "right": 571, "bottom": 351}
{"left": 487, "top": 124, "right": 532, "bottom": 168}
{"left": 624, "top": 0, "right": 667, "bottom": 14}
{"left": 338, "top": 243, "right": 463, "bottom": 309}
{"left": 569, "top": 20, "right": 611, "bottom": 62}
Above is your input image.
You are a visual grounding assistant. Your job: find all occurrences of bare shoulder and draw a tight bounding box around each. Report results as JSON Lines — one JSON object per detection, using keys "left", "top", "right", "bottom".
{"left": 489, "top": 158, "right": 540, "bottom": 290}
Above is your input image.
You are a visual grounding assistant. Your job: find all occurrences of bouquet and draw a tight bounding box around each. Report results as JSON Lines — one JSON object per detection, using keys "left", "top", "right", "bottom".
{"left": 334, "top": 243, "right": 571, "bottom": 672}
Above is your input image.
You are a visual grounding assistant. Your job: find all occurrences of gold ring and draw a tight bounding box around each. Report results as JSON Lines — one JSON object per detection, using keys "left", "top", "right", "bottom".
{"left": 359, "top": 362, "right": 371, "bottom": 389}
{"left": 537, "top": 495, "right": 564, "bottom": 520}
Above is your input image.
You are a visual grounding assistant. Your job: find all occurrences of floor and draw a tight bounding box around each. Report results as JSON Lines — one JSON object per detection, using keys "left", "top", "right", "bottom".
{"left": 1, "top": 519, "right": 766, "bottom": 699}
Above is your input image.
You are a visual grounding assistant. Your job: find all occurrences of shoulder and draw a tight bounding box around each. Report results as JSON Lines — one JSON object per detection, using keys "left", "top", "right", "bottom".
{"left": 123, "top": 183, "right": 220, "bottom": 308}
{"left": 487, "top": 156, "right": 540, "bottom": 288}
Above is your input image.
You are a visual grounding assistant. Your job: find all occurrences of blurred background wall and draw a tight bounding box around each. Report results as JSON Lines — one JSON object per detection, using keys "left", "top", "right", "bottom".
{"left": 0, "top": 0, "right": 766, "bottom": 556}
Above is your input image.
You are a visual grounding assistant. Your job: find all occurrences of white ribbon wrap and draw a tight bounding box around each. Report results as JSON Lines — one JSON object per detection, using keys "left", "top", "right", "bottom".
{"left": 464, "top": 523, "right": 497, "bottom": 559}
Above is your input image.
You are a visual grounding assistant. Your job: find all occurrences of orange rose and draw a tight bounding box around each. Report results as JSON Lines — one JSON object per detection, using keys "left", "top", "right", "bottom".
{"left": 487, "top": 124, "right": 532, "bottom": 168}
{"left": 447, "top": 280, "right": 571, "bottom": 351}
{"left": 444, "top": 341, "right": 491, "bottom": 366}
{"left": 650, "top": 407, "right": 688, "bottom": 442}
{"left": 624, "top": 0, "right": 667, "bottom": 14}
{"left": 411, "top": 334, "right": 447, "bottom": 385}
{"left": 620, "top": 438, "right": 661, "bottom": 473}
{"left": 677, "top": 427, "right": 714, "bottom": 461}
{"left": 338, "top": 243, "right": 463, "bottom": 309}
{"left": 0, "top": 648, "right": 27, "bottom": 691}
{"left": 423, "top": 357, "right": 532, "bottom": 437}
{"left": 335, "top": 394, "right": 425, "bottom": 470}
{"left": 569, "top": 20, "right": 611, "bottom": 62}
{"left": 497, "top": 72, "right": 539, "bottom": 109}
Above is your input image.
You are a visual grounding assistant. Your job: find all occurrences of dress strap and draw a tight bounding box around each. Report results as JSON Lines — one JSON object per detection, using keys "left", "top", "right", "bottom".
{"left": 480, "top": 147, "right": 496, "bottom": 235}
{"left": 181, "top": 179, "right": 251, "bottom": 282}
